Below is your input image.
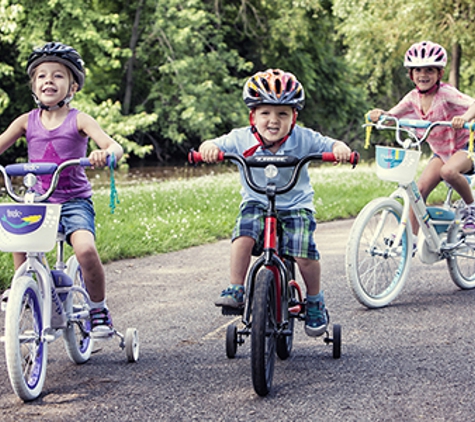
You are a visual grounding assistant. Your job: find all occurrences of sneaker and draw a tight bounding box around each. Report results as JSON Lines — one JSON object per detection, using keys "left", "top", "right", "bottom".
{"left": 1, "top": 289, "right": 9, "bottom": 312}
{"left": 89, "top": 307, "right": 114, "bottom": 338}
{"left": 461, "top": 206, "right": 475, "bottom": 233}
{"left": 305, "top": 300, "right": 328, "bottom": 337}
{"left": 215, "top": 285, "right": 244, "bottom": 308}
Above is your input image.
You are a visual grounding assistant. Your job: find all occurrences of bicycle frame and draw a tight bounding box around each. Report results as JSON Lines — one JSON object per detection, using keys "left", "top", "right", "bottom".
{"left": 189, "top": 149, "right": 359, "bottom": 326}
{"left": 1, "top": 156, "right": 139, "bottom": 402}
{"left": 366, "top": 116, "right": 473, "bottom": 260}
{"left": 241, "top": 185, "right": 295, "bottom": 330}
{"left": 346, "top": 115, "right": 475, "bottom": 310}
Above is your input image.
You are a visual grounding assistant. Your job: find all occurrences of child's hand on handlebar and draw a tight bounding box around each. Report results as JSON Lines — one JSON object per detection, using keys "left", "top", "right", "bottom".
{"left": 452, "top": 116, "right": 468, "bottom": 130}
{"left": 199, "top": 141, "right": 222, "bottom": 163}
{"left": 332, "top": 141, "right": 352, "bottom": 164}
{"left": 88, "top": 149, "right": 110, "bottom": 168}
{"left": 368, "top": 109, "right": 386, "bottom": 123}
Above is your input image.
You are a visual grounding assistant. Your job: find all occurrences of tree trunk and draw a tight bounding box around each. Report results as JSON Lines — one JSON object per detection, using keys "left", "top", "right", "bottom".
{"left": 448, "top": 43, "right": 461, "bottom": 89}
{"left": 123, "top": 0, "right": 144, "bottom": 115}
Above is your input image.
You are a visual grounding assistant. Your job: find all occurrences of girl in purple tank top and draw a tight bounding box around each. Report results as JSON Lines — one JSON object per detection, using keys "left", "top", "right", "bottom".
{"left": 0, "top": 42, "right": 124, "bottom": 337}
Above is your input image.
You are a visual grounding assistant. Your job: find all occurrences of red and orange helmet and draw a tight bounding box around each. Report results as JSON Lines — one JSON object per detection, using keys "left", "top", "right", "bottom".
{"left": 243, "top": 69, "right": 305, "bottom": 111}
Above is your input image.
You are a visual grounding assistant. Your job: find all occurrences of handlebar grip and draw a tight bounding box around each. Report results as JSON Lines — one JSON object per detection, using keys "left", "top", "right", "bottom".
{"left": 188, "top": 149, "right": 224, "bottom": 164}
{"left": 80, "top": 155, "right": 116, "bottom": 168}
{"left": 321, "top": 151, "right": 359, "bottom": 166}
{"left": 349, "top": 151, "right": 360, "bottom": 166}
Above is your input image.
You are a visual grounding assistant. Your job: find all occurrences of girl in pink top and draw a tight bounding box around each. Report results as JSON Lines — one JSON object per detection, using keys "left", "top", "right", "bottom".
{"left": 0, "top": 42, "right": 123, "bottom": 337}
{"left": 369, "top": 41, "right": 475, "bottom": 238}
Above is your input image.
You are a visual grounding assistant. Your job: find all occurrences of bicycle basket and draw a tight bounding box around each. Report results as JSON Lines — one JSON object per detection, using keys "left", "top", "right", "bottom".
{"left": 0, "top": 203, "right": 61, "bottom": 252}
{"left": 375, "top": 146, "right": 421, "bottom": 184}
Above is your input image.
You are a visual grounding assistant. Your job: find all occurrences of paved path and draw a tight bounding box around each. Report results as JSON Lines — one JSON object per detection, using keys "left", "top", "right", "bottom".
{"left": 1, "top": 219, "right": 475, "bottom": 421}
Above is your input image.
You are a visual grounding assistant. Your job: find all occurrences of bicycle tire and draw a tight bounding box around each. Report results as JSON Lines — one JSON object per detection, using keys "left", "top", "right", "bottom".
{"left": 276, "top": 282, "right": 297, "bottom": 360}
{"left": 226, "top": 324, "right": 238, "bottom": 359}
{"left": 251, "top": 269, "right": 277, "bottom": 397}
{"left": 4, "top": 276, "right": 48, "bottom": 401}
{"left": 446, "top": 223, "right": 475, "bottom": 289}
{"left": 346, "top": 197, "right": 412, "bottom": 308}
{"left": 63, "top": 255, "right": 93, "bottom": 364}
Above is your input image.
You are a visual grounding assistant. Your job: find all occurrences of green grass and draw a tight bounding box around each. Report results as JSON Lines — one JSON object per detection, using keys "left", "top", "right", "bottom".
{"left": 0, "top": 157, "right": 449, "bottom": 290}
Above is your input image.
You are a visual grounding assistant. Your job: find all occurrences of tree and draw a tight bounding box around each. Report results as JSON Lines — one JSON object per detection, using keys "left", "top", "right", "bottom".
{"left": 333, "top": 0, "right": 475, "bottom": 109}
{"left": 0, "top": 0, "right": 156, "bottom": 164}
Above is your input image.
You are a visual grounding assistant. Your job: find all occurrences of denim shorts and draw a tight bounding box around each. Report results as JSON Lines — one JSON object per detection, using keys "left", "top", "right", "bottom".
{"left": 59, "top": 198, "right": 96, "bottom": 244}
{"left": 232, "top": 201, "right": 320, "bottom": 260}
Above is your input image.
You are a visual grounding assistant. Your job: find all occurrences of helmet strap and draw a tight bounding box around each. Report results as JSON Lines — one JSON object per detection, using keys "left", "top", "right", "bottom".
{"left": 31, "top": 83, "right": 75, "bottom": 111}
{"left": 417, "top": 81, "right": 440, "bottom": 95}
{"left": 409, "top": 68, "right": 443, "bottom": 95}
{"left": 243, "top": 109, "right": 297, "bottom": 157}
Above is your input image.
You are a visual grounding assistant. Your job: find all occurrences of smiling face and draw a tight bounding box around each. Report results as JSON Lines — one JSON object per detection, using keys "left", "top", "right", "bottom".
{"left": 411, "top": 66, "right": 443, "bottom": 92}
{"left": 252, "top": 104, "right": 294, "bottom": 146}
{"left": 31, "top": 62, "right": 77, "bottom": 107}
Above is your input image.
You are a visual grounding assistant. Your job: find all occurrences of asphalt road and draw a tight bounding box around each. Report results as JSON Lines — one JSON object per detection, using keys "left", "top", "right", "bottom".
{"left": 1, "top": 218, "right": 475, "bottom": 421}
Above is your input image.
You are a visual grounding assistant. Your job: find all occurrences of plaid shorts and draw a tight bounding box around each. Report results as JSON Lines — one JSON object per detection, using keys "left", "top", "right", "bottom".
{"left": 232, "top": 201, "right": 320, "bottom": 260}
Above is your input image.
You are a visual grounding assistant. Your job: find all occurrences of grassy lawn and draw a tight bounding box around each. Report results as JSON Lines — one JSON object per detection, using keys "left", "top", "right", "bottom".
{"left": 0, "top": 157, "right": 449, "bottom": 290}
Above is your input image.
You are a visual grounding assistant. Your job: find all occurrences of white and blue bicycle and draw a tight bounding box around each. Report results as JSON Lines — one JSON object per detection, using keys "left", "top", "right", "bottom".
{"left": 346, "top": 116, "right": 475, "bottom": 308}
{"left": 0, "top": 158, "right": 139, "bottom": 401}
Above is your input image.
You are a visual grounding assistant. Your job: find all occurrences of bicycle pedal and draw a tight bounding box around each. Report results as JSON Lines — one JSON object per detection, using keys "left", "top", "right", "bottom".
{"left": 221, "top": 306, "right": 243, "bottom": 316}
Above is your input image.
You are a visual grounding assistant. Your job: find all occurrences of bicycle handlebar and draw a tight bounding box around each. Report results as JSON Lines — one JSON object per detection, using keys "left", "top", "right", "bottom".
{"left": 188, "top": 149, "right": 359, "bottom": 196}
{"left": 364, "top": 115, "right": 475, "bottom": 149}
{"left": 0, "top": 156, "right": 113, "bottom": 203}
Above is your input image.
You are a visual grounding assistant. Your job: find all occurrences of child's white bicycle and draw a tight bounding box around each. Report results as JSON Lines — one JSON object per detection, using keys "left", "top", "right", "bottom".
{"left": 346, "top": 115, "right": 475, "bottom": 308}
{"left": 0, "top": 158, "right": 139, "bottom": 401}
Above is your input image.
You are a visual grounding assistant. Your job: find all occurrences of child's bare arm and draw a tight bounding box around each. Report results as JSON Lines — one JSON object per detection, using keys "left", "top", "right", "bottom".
{"left": 0, "top": 114, "right": 28, "bottom": 155}
{"left": 77, "top": 112, "right": 124, "bottom": 167}
{"left": 452, "top": 102, "right": 475, "bottom": 129}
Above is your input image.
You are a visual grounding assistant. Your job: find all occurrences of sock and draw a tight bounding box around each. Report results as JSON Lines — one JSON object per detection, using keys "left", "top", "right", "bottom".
{"left": 90, "top": 299, "right": 106, "bottom": 310}
{"left": 307, "top": 291, "right": 324, "bottom": 303}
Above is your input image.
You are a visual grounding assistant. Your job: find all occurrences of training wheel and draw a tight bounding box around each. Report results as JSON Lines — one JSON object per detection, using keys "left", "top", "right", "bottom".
{"left": 125, "top": 328, "right": 139, "bottom": 362}
{"left": 332, "top": 324, "right": 341, "bottom": 359}
{"left": 226, "top": 324, "right": 238, "bottom": 359}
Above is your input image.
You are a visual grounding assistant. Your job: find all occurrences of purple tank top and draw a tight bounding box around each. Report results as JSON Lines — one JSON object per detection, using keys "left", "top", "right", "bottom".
{"left": 26, "top": 108, "right": 92, "bottom": 203}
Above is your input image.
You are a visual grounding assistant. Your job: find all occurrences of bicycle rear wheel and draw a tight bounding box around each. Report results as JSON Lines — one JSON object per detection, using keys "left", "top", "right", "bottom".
{"left": 446, "top": 223, "right": 475, "bottom": 289}
{"left": 251, "top": 269, "right": 277, "bottom": 397}
{"left": 63, "top": 255, "right": 93, "bottom": 364}
{"left": 5, "top": 276, "right": 48, "bottom": 401}
{"left": 346, "top": 197, "right": 412, "bottom": 308}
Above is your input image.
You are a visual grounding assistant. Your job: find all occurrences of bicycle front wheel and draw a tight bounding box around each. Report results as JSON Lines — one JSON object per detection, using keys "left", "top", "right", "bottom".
{"left": 4, "top": 276, "right": 48, "bottom": 401}
{"left": 276, "top": 281, "right": 297, "bottom": 360}
{"left": 251, "top": 269, "right": 277, "bottom": 397}
{"left": 446, "top": 223, "right": 475, "bottom": 289}
{"left": 346, "top": 197, "right": 412, "bottom": 308}
{"left": 63, "top": 255, "right": 93, "bottom": 364}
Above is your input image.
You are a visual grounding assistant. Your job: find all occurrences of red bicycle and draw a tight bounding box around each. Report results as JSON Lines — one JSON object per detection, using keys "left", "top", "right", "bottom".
{"left": 189, "top": 149, "right": 359, "bottom": 396}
